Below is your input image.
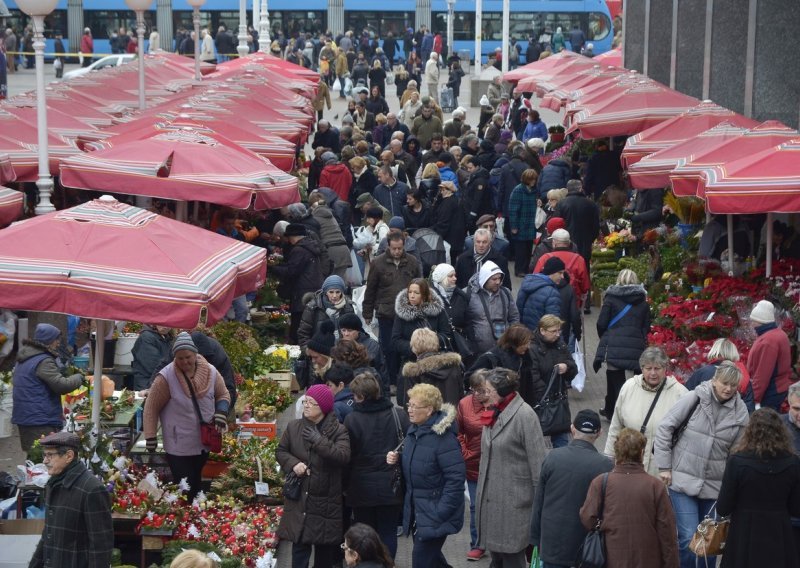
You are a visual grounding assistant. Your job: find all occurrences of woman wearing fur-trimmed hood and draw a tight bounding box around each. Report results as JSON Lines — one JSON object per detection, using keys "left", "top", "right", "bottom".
{"left": 403, "top": 328, "right": 464, "bottom": 405}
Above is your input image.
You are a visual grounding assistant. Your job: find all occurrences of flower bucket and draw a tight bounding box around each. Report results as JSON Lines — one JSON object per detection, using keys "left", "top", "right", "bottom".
{"left": 550, "top": 132, "right": 565, "bottom": 143}
{"left": 114, "top": 333, "right": 139, "bottom": 367}
{"left": 201, "top": 460, "right": 230, "bottom": 479}
{"left": 676, "top": 223, "right": 700, "bottom": 247}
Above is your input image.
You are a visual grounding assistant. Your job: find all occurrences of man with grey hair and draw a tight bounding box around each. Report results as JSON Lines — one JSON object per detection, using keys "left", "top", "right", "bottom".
{"left": 443, "top": 109, "right": 469, "bottom": 139}
{"left": 455, "top": 227, "right": 511, "bottom": 290}
{"left": 311, "top": 119, "right": 340, "bottom": 153}
{"left": 373, "top": 165, "right": 408, "bottom": 217}
{"left": 786, "top": 382, "right": 800, "bottom": 453}
{"left": 484, "top": 113, "right": 505, "bottom": 145}
{"left": 424, "top": 51, "right": 440, "bottom": 103}
{"left": 390, "top": 139, "right": 416, "bottom": 184}
{"left": 384, "top": 112, "right": 410, "bottom": 142}
{"left": 532, "top": 409, "right": 612, "bottom": 568}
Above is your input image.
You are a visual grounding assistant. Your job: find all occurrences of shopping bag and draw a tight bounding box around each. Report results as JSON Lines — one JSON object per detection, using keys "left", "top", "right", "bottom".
{"left": 496, "top": 216, "right": 506, "bottom": 240}
{"left": 344, "top": 77, "right": 353, "bottom": 96}
{"left": 332, "top": 77, "right": 341, "bottom": 92}
{"left": 530, "top": 546, "right": 542, "bottom": 568}
{"left": 345, "top": 250, "right": 363, "bottom": 287}
{"left": 386, "top": 71, "right": 395, "bottom": 85}
{"left": 572, "top": 340, "right": 586, "bottom": 392}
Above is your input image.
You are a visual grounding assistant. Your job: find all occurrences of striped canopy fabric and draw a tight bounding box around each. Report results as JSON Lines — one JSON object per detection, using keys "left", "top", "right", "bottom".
{"left": 0, "top": 154, "right": 15, "bottom": 185}
{"left": 539, "top": 69, "right": 625, "bottom": 111}
{"left": 516, "top": 57, "right": 598, "bottom": 94}
{"left": 0, "top": 196, "right": 267, "bottom": 328}
{"left": 0, "top": 111, "right": 80, "bottom": 181}
{"left": 503, "top": 50, "right": 589, "bottom": 83}
{"left": 0, "top": 187, "right": 23, "bottom": 228}
{"left": 593, "top": 47, "right": 623, "bottom": 67}
{"left": 60, "top": 127, "right": 300, "bottom": 210}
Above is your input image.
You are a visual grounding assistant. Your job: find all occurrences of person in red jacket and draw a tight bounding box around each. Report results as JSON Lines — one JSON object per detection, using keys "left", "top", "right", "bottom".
{"left": 747, "top": 299, "right": 793, "bottom": 411}
{"left": 533, "top": 228, "right": 590, "bottom": 308}
{"left": 318, "top": 152, "right": 353, "bottom": 203}
{"left": 457, "top": 370, "right": 491, "bottom": 561}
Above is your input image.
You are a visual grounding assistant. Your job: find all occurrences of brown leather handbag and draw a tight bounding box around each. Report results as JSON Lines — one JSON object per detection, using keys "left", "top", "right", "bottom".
{"left": 688, "top": 502, "right": 729, "bottom": 557}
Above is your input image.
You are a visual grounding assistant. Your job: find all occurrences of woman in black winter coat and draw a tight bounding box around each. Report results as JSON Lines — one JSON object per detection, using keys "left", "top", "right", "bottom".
{"left": 445, "top": 60, "right": 465, "bottom": 107}
{"left": 366, "top": 84, "right": 390, "bottom": 115}
{"left": 593, "top": 269, "right": 651, "bottom": 420}
{"left": 344, "top": 372, "right": 410, "bottom": 558}
{"left": 431, "top": 181, "right": 467, "bottom": 261}
{"left": 401, "top": 328, "right": 464, "bottom": 405}
{"left": 349, "top": 156, "right": 379, "bottom": 212}
{"left": 368, "top": 63, "right": 388, "bottom": 99}
{"left": 402, "top": 186, "right": 433, "bottom": 234}
{"left": 557, "top": 273, "right": 582, "bottom": 345}
{"left": 529, "top": 314, "right": 578, "bottom": 448}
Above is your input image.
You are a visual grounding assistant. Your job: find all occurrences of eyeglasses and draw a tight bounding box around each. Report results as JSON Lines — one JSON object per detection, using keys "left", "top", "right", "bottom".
{"left": 470, "top": 388, "right": 489, "bottom": 396}
{"left": 43, "top": 451, "right": 62, "bottom": 460}
{"left": 302, "top": 400, "right": 319, "bottom": 407}
{"left": 541, "top": 328, "right": 561, "bottom": 335}
{"left": 406, "top": 404, "right": 430, "bottom": 411}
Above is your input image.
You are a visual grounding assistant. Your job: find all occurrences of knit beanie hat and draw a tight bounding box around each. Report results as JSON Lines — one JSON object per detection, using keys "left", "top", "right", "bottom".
{"left": 338, "top": 313, "right": 364, "bottom": 333}
{"left": 34, "top": 323, "right": 61, "bottom": 344}
{"left": 307, "top": 321, "right": 336, "bottom": 356}
{"left": 750, "top": 300, "right": 775, "bottom": 324}
{"left": 284, "top": 223, "right": 307, "bottom": 237}
{"left": 431, "top": 263, "right": 455, "bottom": 285}
{"left": 322, "top": 275, "right": 346, "bottom": 294}
{"left": 546, "top": 217, "right": 566, "bottom": 235}
{"left": 287, "top": 202, "right": 307, "bottom": 220}
{"left": 389, "top": 216, "right": 405, "bottom": 230}
{"left": 542, "top": 256, "right": 566, "bottom": 275}
{"left": 478, "top": 261, "right": 503, "bottom": 288}
{"left": 306, "top": 384, "right": 335, "bottom": 415}
{"left": 172, "top": 331, "right": 198, "bottom": 356}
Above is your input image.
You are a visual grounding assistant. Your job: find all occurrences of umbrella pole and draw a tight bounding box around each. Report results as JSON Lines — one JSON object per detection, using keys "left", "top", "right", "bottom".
{"left": 727, "top": 214, "right": 735, "bottom": 276}
{"left": 91, "top": 319, "right": 105, "bottom": 437}
{"left": 175, "top": 201, "right": 188, "bottom": 222}
{"left": 766, "top": 212, "right": 773, "bottom": 277}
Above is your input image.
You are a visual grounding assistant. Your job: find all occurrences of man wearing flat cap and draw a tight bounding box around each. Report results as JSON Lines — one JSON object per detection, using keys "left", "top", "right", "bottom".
{"left": 531, "top": 410, "right": 612, "bottom": 568}
{"left": 271, "top": 223, "right": 325, "bottom": 343}
{"left": 12, "top": 324, "right": 84, "bottom": 453}
{"left": 30, "top": 431, "right": 113, "bottom": 568}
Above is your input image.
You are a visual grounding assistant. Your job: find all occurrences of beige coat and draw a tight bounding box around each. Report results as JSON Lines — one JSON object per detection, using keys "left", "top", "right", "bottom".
{"left": 604, "top": 375, "right": 687, "bottom": 476}
{"left": 312, "top": 81, "right": 331, "bottom": 112}
{"left": 476, "top": 394, "right": 547, "bottom": 553}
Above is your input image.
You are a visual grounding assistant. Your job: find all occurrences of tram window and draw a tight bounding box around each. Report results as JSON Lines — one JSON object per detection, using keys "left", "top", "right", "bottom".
{"left": 431, "top": 11, "right": 473, "bottom": 41}
{"left": 480, "top": 12, "right": 610, "bottom": 42}
{"left": 344, "top": 11, "right": 415, "bottom": 39}
{"left": 84, "top": 10, "right": 155, "bottom": 39}
{"left": 270, "top": 11, "right": 326, "bottom": 38}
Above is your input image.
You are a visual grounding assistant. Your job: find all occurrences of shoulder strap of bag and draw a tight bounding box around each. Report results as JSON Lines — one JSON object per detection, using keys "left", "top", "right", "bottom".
{"left": 540, "top": 366, "right": 561, "bottom": 402}
{"left": 608, "top": 303, "right": 632, "bottom": 329}
{"left": 671, "top": 395, "right": 702, "bottom": 448}
{"left": 179, "top": 369, "right": 207, "bottom": 426}
{"left": 597, "top": 472, "right": 609, "bottom": 522}
{"left": 640, "top": 379, "right": 666, "bottom": 434}
{"left": 391, "top": 406, "right": 404, "bottom": 445}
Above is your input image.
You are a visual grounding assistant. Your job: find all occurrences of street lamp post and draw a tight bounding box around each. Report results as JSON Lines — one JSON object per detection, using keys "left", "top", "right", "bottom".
{"left": 236, "top": 0, "right": 249, "bottom": 57}
{"left": 257, "top": 0, "right": 270, "bottom": 51}
{"left": 474, "top": 0, "right": 482, "bottom": 76}
{"left": 501, "top": 0, "right": 509, "bottom": 73}
{"left": 446, "top": 0, "right": 455, "bottom": 68}
{"left": 16, "top": 0, "right": 58, "bottom": 214}
{"left": 187, "top": 0, "right": 205, "bottom": 80}
{"left": 125, "top": 0, "right": 152, "bottom": 111}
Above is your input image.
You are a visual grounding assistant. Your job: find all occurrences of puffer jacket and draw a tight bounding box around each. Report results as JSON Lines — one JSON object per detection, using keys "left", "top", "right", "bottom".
{"left": 297, "top": 291, "right": 356, "bottom": 349}
{"left": 319, "top": 163, "right": 354, "bottom": 204}
{"left": 362, "top": 252, "right": 422, "bottom": 320}
{"left": 517, "top": 274, "right": 561, "bottom": 331}
{"left": 402, "top": 351, "right": 464, "bottom": 405}
{"left": 344, "top": 397, "right": 410, "bottom": 508}
{"left": 276, "top": 413, "right": 351, "bottom": 545}
{"left": 391, "top": 290, "right": 453, "bottom": 362}
{"left": 593, "top": 284, "right": 650, "bottom": 372}
{"left": 271, "top": 237, "right": 325, "bottom": 312}
{"left": 604, "top": 375, "right": 688, "bottom": 476}
{"left": 310, "top": 204, "right": 352, "bottom": 274}
{"left": 528, "top": 329, "right": 577, "bottom": 409}
{"left": 536, "top": 158, "right": 572, "bottom": 199}
{"left": 457, "top": 394, "right": 485, "bottom": 481}
{"left": 654, "top": 380, "right": 749, "bottom": 498}
{"left": 401, "top": 403, "right": 466, "bottom": 540}
{"left": 465, "top": 274, "right": 520, "bottom": 354}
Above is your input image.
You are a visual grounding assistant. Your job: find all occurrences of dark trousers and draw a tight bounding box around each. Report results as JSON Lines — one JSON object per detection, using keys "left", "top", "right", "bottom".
{"left": 18, "top": 425, "right": 58, "bottom": 453}
{"left": 165, "top": 452, "right": 208, "bottom": 502}
{"left": 289, "top": 311, "right": 303, "bottom": 344}
{"left": 353, "top": 505, "right": 403, "bottom": 558}
{"left": 603, "top": 369, "right": 627, "bottom": 416}
{"left": 412, "top": 534, "right": 449, "bottom": 568}
{"left": 761, "top": 378, "right": 787, "bottom": 411}
{"left": 291, "top": 542, "right": 337, "bottom": 568}
{"left": 513, "top": 239, "right": 534, "bottom": 276}
{"left": 378, "top": 316, "right": 397, "bottom": 386}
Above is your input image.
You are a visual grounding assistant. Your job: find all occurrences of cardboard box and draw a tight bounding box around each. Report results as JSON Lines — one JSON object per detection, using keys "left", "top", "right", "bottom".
{"left": 0, "top": 519, "right": 45, "bottom": 535}
{"left": 237, "top": 421, "right": 277, "bottom": 439}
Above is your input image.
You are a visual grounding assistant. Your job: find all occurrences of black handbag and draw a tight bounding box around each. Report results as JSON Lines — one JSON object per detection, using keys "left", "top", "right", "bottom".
{"left": 283, "top": 471, "right": 303, "bottom": 501}
{"left": 533, "top": 367, "right": 572, "bottom": 436}
{"left": 576, "top": 472, "right": 608, "bottom": 568}
{"left": 390, "top": 407, "right": 406, "bottom": 497}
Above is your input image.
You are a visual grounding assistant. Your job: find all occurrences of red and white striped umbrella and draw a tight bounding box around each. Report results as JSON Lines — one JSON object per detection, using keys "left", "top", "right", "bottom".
{"left": 0, "top": 154, "right": 15, "bottom": 185}
{"left": 0, "top": 187, "right": 23, "bottom": 228}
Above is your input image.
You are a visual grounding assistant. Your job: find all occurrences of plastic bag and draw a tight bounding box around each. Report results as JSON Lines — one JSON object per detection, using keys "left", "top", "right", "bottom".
{"left": 344, "top": 76, "right": 353, "bottom": 96}
{"left": 352, "top": 225, "right": 374, "bottom": 251}
{"left": 0, "top": 309, "right": 17, "bottom": 361}
{"left": 496, "top": 216, "right": 506, "bottom": 240}
{"left": 18, "top": 461, "right": 49, "bottom": 488}
{"left": 345, "top": 250, "right": 363, "bottom": 287}
{"left": 572, "top": 340, "right": 586, "bottom": 392}
{"left": 332, "top": 77, "right": 341, "bottom": 92}
{"left": 386, "top": 71, "right": 395, "bottom": 85}
{"left": 351, "top": 285, "right": 379, "bottom": 340}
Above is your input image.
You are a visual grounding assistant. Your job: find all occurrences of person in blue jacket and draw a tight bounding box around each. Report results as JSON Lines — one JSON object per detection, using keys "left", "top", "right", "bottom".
{"left": 387, "top": 382, "right": 465, "bottom": 568}
{"left": 516, "top": 256, "right": 565, "bottom": 332}
{"left": 522, "top": 110, "right": 548, "bottom": 144}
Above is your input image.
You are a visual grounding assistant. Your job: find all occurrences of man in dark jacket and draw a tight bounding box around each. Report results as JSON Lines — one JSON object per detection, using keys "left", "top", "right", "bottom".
{"left": 30, "top": 432, "right": 113, "bottom": 568}
{"left": 191, "top": 331, "right": 237, "bottom": 410}
{"left": 363, "top": 233, "right": 421, "bottom": 391}
{"left": 455, "top": 228, "right": 511, "bottom": 290}
{"left": 517, "top": 257, "right": 564, "bottom": 332}
{"left": 373, "top": 165, "right": 409, "bottom": 217}
{"left": 311, "top": 119, "right": 340, "bottom": 154}
{"left": 498, "top": 146, "right": 529, "bottom": 218}
{"left": 461, "top": 156, "right": 492, "bottom": 228}
{"left": 271, "top": 223, "right": 325, "bottom": 343}
{"left": 583, "top": 139, "right": 622, "bottom": 200}
{"left": 569, "top": 24, "right": 586, "bottom": 53}
{"left": 131, "top": 325, "right": 173, "bottom": 391}
{"left": 536, "top": 157, "right": 572, "bottom": 200}
{"left": 531, "top": 411, "right": 612, "bottom": 568}
{"left": 628, "top": 187, "right": 664, "bottom": 238}
{"left": 555, "top": 180, "right": 600, "bottom": 310}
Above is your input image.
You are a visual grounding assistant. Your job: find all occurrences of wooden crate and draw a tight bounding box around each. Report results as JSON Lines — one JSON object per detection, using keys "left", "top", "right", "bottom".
{"left": 258, "top": 371, "right": 296, "bottom": 391}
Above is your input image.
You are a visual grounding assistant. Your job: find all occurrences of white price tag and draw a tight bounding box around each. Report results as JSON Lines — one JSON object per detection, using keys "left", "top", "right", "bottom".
{"left": 255, "top": 481, "right": 269, "bottom": 496}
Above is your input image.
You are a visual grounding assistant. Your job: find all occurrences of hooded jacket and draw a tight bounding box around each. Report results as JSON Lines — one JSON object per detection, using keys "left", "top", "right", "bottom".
{"left": 536, "top": 158, "right": 571, "bottom": 199}
{"left": 517, "top": 274, "right": 561, "bottom": 331}
{"left": 391, "top": 290, "right": 452, "bottom": 362}
{"left": 297, "top": 290, "right": 356, "bottom": 348}
{"left": 318, "top": 162, "right": 353, "bottom": 203}
{"left": 465, "top": 272, "right": 520, "bottom": 354}
{"left": 455, "top": 246, "right": 511, "bottom": 290}
{"left": 593, "top": 284, "right": 650, "bottom": 372}
{"left": 402, "top": 351, "right": 464, "bottom": 406}
{"left": 654, "top": 381, "right": 749, "bottom": 499}
{"left": 311, "top": 204, "right": 352, "bottom": 273}
{"left": 271, "top": 237, "right": 325, "bottom": 312}
{"left": 131, "top": 326, "right": 173, "bottom": 390}
{"left": 401, "top": 403, "right": 466, "bottom": 540}
{"left": 316, "top": 187, "right": 354, "bottom": 248}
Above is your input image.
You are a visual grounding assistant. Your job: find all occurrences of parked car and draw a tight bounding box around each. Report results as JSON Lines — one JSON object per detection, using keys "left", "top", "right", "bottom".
{"left": 63, "top": 54, "right": 136, "bottom": 80}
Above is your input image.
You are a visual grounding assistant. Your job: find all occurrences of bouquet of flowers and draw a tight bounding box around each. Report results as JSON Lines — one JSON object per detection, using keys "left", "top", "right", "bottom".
{"left": 211, "top": 437, "right": 284, "bottom": 502}
{"left": 604, "top": 229, "right": 636, "bottom": 250}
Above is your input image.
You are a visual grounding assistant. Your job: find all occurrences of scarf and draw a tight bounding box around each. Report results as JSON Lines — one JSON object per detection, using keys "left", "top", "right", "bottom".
{"left": 480, "top": 392, "right": 517, "bottom": 427}
{"left": 434, "top": 281, "right": 455, "bottom": 301}
{"left": 474, "top": 245, "right": 490, "bottom": 271}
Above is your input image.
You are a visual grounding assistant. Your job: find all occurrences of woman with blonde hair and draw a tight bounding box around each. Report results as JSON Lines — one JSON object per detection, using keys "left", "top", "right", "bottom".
{"left": 594, "top": 268, "right": 651, "bottom": 420}
{"left": 402, "top": 328, "right": 463, "bottom": 405}
{"left": 419, "top": 161, "right": 442, "bottom": 202}
{"left": 170, "top": 550, "right": 218, "bottom": 568}
{"left": 685, "top": 337, "right": 755, "bottom": 412}
{"left": 581, "top": 428, "right": 679, "bottom": 568}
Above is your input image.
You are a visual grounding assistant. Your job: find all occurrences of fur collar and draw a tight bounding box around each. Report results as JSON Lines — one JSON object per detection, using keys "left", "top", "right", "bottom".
{"left": 21, "top": 338, "right": 58, "bottom": 356}
{"left": 394, "top": 289, "right": 444, "bottom": 321}
{"left": 431, "top": 403, "right": 457, "bottom": 436}
{"left": 402, "top": 351, "right": 462, "bottom": 378}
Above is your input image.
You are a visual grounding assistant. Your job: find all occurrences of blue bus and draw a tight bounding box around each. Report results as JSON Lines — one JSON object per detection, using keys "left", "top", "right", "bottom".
{"left": 2, "top": 0, "right": 611, "bottom": 62}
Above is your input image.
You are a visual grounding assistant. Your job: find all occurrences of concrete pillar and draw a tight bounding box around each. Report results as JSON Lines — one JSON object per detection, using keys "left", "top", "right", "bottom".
{"left": 327, "top": 0, "right": 344, "bottom": 36}
{"left": 416, "top": 0, "right": 431, "bottom": 31}
{"left": 67, "top": 0, "right": 83, "bottom": 54}
{"left": 156, "top": 0, "right": 173, "bottom": 53}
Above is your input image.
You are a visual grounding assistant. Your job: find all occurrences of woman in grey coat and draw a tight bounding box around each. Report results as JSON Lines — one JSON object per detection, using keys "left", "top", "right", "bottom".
{"left": 309, "top": 192, "right": 352, "bottom": 278}
{"left": 654, "top": 361, "right": 749, "bottom": 568}
{"left": 476, "top": 368, "right": 547, "bottom": 568}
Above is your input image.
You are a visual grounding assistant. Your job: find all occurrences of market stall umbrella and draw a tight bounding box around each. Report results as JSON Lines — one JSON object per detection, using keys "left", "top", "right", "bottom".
{"left": 566, "top": 82, "right": 700, "bottom": 139}
{"left": 215, "top": 52, "right": 320, "bottom": 81}
{"left": 516, "top": 57, "right": 599, "bottom": 94}
{"left": 0, "top": 195, "right": 267, "bottom": 428}
{"left": 60, "top": 126, "right": 300, "bottom": 210}
{"left": 563, "top": 72, "right": 650, "bottom": 124}
{"left": 503, "top": 50, "right": 589, "bottom": 83}
{"left": 1, "top": 100, "right": 99, "bottom": 142}
{"left": 621, "top": 101, "right": 759, "bottom": 169}
{"left": 670, "top": 121, "right": 799, "bottom": 199}
{"left": 0, "top": 187, "right": 23, "bottom": 227}
{"left": 539, "top": 67, "right": 626, "bottom": 111}
{"left": 0, "top": 154, "right": 15, "bottom": 185}
{"left": 593, "top": 47, "right": 622, "bottom": 67}
{"left": 627, "top": 122, "right": 753, "bottom": 190}
{"left": 0, "top": 113, "right": 80, "bottom": 181}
